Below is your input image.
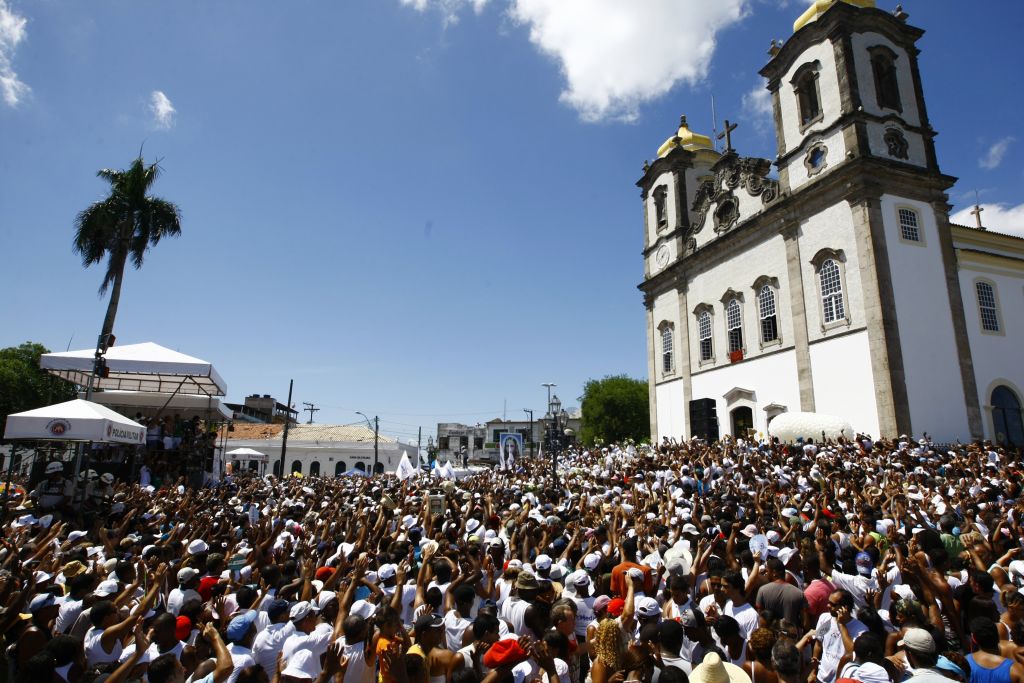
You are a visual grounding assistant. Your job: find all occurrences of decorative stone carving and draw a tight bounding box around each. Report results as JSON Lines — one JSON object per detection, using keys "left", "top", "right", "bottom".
{"left": 713, "top": 197, "right": 740, "bottom": 233}
{"left": 803, "top": 142, "right": 828, "bottom": 176}
{"left": 884, "top": 127, "right": 909, "bottom": 159}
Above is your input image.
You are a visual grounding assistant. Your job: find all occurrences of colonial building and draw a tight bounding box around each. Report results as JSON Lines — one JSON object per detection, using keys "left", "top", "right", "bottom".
{"left": 639, "top": 0, "right": 1024, "bottom": 446}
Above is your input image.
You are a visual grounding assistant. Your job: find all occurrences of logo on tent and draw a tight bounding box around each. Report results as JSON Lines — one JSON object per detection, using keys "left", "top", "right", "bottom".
{"left": 47, "top": 419, "right": 71, "bottom": 436}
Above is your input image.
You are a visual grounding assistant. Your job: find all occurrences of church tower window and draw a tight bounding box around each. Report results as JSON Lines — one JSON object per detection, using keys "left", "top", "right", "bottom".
{"left": 653, "top": 186, "right": 668, "bottom": 230}
{"left": 819, "top": 259, "right": 845, "bottom": 324}
{"left": 898, "top": 208, "right": 921, "bottom": 242}
{"left": 976, "top": 280, "right": 1001, "bottom": 333}
{"left": 869, "top": 46, "right": 902, "bottom": 112}
{"left": 726, "top": 299, "right": 744, "bottom": 353}
{"left": 660, "top": 324, "right": 674, "bottom": 374}
{"left": 698, "top": 311, "right": 713, "bottom": 362}
{"left": 758, "top": 285, "right": 778, "bottom": 344}
{"left": 791, "top": 61, "right": 823, "bottom": 130}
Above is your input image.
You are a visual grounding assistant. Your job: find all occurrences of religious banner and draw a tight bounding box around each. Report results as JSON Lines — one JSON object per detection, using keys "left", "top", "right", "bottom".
{"left": 396, "top": 451, "right": 418, "bottom": 481}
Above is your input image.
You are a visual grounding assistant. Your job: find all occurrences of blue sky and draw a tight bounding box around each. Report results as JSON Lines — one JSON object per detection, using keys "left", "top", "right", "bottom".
{"left": 1, "top": 1, "right": 1021, "bottom": 443}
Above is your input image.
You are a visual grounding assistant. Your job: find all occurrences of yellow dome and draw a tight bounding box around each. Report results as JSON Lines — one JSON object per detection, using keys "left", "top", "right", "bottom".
{"left": 657, "top": 115, "right": 715, "bottom": 158}
{"left": 793, "top": 0, "right": 875, "bottom": 33}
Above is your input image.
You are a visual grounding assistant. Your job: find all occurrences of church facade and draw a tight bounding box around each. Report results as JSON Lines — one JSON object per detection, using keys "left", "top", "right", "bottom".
{"left": 639, "top": 0, "right": 1024, "bottom": 445}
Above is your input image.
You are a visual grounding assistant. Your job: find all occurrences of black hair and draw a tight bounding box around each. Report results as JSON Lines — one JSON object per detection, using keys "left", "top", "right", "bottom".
{"left": 16, "top": 653, "right": 55, "bottom": 683}
{"left": 658, "top": 619, "right": 684, "bottom": 653}
{"left": 43, "top": 636, "right": 82, "bottom": 667}
{"left": 970, "top": 616, "right": 1000, "bottom": 650}
{"left": 453, "top": 584, "right": 476, "bottom": 606}
{"left": 89, "top": 600, "right": 116, "bottom": 627}
{"left": 713, "top": 615, "right": 740, "bottom": 640}
{"left": 472, "top": 614, "right": 500, "bottom": 639}
{"left": 771, "top": 641, "right": 801, "bottom": 676}
{"left": 853, "top": 632, "right": 884, "bottom": 662}
{"left": 148, "top": 653, "right": 180, "bottom": 683}
{"left": 236, "top": 585, "right": 258, "bottom": 609}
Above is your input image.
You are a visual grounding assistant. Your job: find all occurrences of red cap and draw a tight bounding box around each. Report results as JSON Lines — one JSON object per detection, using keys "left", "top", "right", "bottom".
{"left": 607, "top": 598, "right": 626, "bottom": 617}
{"left": 315, "top": 566, "right": 335, "bottom": 582}
{"left": 197, "top": 576, "right": 219, "bottom": 602}
{"left": 483, "top": 640, "right": 529, "bottom": 669}
{"left": 175, "top": 616, "right": 192, "bottom": 641}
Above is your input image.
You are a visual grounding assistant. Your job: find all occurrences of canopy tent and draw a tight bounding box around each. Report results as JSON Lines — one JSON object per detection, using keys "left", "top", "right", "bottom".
{"left": 40, "top": 342, "right": 227, "bottom": 396}
{"left": 3, "top": 399, "right": 146, "bottom": 444}
{"left": 226, "top": 447, "right": 268, "bottom": 463}
{"left": 79, "top": 390, "right": 232, "bottom": 421}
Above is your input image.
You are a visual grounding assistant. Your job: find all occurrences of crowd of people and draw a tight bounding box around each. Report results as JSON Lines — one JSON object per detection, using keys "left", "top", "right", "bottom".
{"left": 3, "top": 435, "right": 1023, "bottom": 683}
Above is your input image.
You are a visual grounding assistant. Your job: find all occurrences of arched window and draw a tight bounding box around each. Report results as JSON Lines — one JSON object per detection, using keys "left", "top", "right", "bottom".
{"left": 309, "top": 461, "right": 320, "bottom": 477}
{"left": 660, "top": 324, "right": 674, "bottom": 374}
{"left": 335, "top": 461, "right": 346, "bottom": 477}
{"left": 758, "top": 285, "right": 778, "bottom": 343}
{"left": 976, "top": 281, "right": 1001, "bottom": 332}
{"left": 273, "top": 461, "right": 281, "bottom": 477}
{"left": 653, "top": 186, "right": 668, "bottom": 230}
{"left": 791, "top": 61, "right": 823, "bottom": 129}
{"left": 290, "top": 460, "right": 302, "bottom": 474}
{"left": 898, "top": 208, "right": 920, "bottom": 242}
{"left": 870, "top": 46, "right": 902, "bottom": 112}
{"left": 373, "top": 463, "right": 385, "bottom": 474}
{"left": 819, "top": 259, "right": 845, "bottom": 324}
{"left": 992, "top": 385, "right": 1024, "bottom": 448}
{"left": 726, "top": 299, "right": 743, "bottom": 353}
{"left": 354, "top": 462, "right": 365, "bottom": 472}
{"left": 698, "top": 310, "right": 713, "bottom": 362}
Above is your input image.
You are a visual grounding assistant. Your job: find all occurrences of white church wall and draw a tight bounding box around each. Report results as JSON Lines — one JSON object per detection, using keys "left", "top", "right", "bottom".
{"left": 685, "top": 234, "right": 794, "bottom": 367}
{"left": 655, "top": 378, "right": 687, "bottom": 440}
{"left": 849, "top": 32, "right": 922, "bottom": 127}
{"left": 784, "top": 126, "right": 848, "bottom": 193}
{"left": 865, "top": 121, "right": 926, "bottom": 168}
{"left": 778, "top": 39, "right": 842, "bottom": 156}
{"left": 807, "top": 330, "right": 881, "bottom": 437}
{"left": 958, "top": 261, "right": 1024, "bottom": 440}
{"left": 798, "top": 202, "right": 865, "bottom": 341}
{"left": 880, "top": 195, "right": 969, "bottom": 440}
{"left": 690, "top": 349, "right": 802, "bottom": 437}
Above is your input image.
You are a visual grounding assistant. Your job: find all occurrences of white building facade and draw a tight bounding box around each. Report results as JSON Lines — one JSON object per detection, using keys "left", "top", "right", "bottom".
{"left": 640, "top": 0, "right": 1024, "bottom": 446}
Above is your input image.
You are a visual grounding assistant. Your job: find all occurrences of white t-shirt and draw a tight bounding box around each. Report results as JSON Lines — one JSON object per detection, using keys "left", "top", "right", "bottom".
{"left": 829, "top": 571, "right": 877, "bottom": 610}
{"left": 85, "top": 626, "right": 123, "bottom": 667}
{"left": 168, "top": 587, "right": 202, "bottom": 616}
{"left": 226, "top": 644, "right": 255, "bottom": 683}
{"left": 815, "top": 613, "right": 867, "bottom": 683}
{"left": 444, "top": 609, "right": 473, "bottom": 651}
{"left": 282, "top": 623, "right": 333, "bottom": 677}
{"left": 252, "top": 622, "right": 295, "bottom": 678}
{"left": 725, "top": 601, "right": 758, "bottom": 640}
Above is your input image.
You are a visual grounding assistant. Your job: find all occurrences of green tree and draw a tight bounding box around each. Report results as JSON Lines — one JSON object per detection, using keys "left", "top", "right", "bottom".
{"left": 578, "top": 374, "right": 650, "bottom": 445}
{"left": 0, "top": 342, "right": 78, "bottom": 434}
{"left": 73, "top": 156, "right": 182, "bottom": 343}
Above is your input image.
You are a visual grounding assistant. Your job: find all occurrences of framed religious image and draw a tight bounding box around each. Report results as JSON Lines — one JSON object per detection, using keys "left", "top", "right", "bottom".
{"left": 499, "top": 433, "right": 523, "bottom": 463}
{"left": 428, "top": 494, "right": 446, "bottom": 516}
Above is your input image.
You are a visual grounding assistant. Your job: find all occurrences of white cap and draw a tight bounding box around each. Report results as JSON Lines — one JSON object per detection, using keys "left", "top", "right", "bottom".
{"left": 100, "top": 472, "right": 115, "bottom": 484}
{"left": 45, "top": 461, "right": 64, "bottom": 474}
{"left": 94, "top": 579, "right": 120, "bottom": 596}
{"left": 635, "top": 596, "right": 660, "bottom": 618}
{"left": 378, "top": 564, "right": 397, "bottom": 581}
{"left": 534, "top": 554, "right": 552, "bottom": 571}
{"left": 289, "top": 601, "right": 318, "bottom": 622}
{"left": 187, "top": 539, "right": 209, "bottom": 555}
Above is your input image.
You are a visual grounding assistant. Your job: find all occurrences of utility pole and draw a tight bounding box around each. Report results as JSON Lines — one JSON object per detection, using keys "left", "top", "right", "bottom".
{"left": 417, "top": 426, "right": 422, "bottom": 467}
{"left": 523, "top": 409, "right": 533, "bottom": 459}
{"left": 279, "top": 379, "right": 293, "bottom": 478}
{"left": 302, "top": 402, "right": 319, "bottom": 424}
{"left": 373, "top": 416, "right": 379, "bottom": 474}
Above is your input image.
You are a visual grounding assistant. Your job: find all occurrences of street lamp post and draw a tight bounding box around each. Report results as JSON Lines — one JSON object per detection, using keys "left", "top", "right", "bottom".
{"left": 523, "top": 409, "right": 533, "bottom": 458}
{"left": 356, "top": 411, "right": 379, "bottom": 475}
{"left": 548, "top": 394, "right": 562, "bottom": 481}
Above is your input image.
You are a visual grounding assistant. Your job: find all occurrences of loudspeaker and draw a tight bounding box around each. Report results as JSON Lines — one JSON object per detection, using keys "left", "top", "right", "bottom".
{"left": 691, "top": 416, "right": 720, "bottom": 442}
{"left": 689, "top": 397, "right": 717, "bottom": 421}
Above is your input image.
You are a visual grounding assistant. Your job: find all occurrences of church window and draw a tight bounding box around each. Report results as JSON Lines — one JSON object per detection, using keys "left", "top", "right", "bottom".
{"left": 653, "top": 186, "right": 668, "bottom": 230}
{"left": 870, "top": 46, "right": 902, "bottom": 112}
{"left": 898, "top": 208, "right": 920, "bottom": 242}
{"left": 791, "top": 62, "right": 823, "bottom": 129}
{"left": 976, "top": 280, "right": 1001, "bottom": 332}
{"left": 726, "top": 299, "right": 743, "bottom": 353}
{"left": 698, "top": 311, "right": 713, "bottom": 362}
{"left": 661, "top": 324, "right": 674, "bottom": 374}
{"left": 819, "top": 259, "right": 845, "bottom": 324}
{"left": 758, "top": 285, "right": 778, "bottom": 344}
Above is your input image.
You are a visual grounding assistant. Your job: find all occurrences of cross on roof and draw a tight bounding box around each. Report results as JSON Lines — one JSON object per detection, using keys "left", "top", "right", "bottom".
{"left": 717, "top": 119, "right": 738, "bottom": 153}
{"left": 971, "top": 190, "right": 985, "bottom": 230}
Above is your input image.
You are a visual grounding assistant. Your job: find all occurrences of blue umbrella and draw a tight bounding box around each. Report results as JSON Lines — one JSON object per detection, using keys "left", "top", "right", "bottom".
{"left": 343, "top": 469, "right": 369, "bottom": 477}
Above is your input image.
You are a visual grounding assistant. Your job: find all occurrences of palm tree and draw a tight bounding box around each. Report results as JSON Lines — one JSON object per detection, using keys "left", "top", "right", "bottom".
{"left": 73, "top": 155, "right": 182, "bottom": 343}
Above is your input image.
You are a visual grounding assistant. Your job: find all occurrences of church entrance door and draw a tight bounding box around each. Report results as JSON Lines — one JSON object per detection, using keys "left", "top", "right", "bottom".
{"left": 731, "top": 406, "right": 754, "bottom": 438}
{"left": 992, "top": 385, "right": 1024, "bottom": 447}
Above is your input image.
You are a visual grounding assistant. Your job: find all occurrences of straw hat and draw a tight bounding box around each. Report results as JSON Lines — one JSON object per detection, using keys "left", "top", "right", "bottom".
{"left": 689, "top": 653, "right": 751, "bottom": 683}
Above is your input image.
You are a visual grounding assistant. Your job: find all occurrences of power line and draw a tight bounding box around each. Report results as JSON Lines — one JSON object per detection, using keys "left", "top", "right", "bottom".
{"left": 302, "top": 402, "right": 320, "bottom": 424}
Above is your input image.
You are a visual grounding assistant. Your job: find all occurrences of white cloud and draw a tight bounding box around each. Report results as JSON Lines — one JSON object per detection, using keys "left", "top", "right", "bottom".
{"left": 149, "top": 90, "right": 176, "bottom": 129}
{"left": 399, "top": 0, "right": 488, "bottom": 27}
{"left": 398, "top": 0, "right": 750, "bottom": 122}
{"left": 950, "top": 202, "right": 1024, "bottom": 238}
{"left": 741, "top": 79, "right": 773, "bottom": 135}
{"left": 0, "top": 0, "right": 30, "bottom": 107}
{"left": 979, "top": 136, "right": 1014, "bottom": 170}
{"left": 509, "top": 0, "right": 749, "bottom": 122}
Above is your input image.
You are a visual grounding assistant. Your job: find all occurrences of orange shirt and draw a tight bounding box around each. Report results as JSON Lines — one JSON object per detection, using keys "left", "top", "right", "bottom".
{"left": 376, "top": 636, "right": 396, "bottom": 683}
{"left": 610, "top": 561, "right": 654, "bottom": 597}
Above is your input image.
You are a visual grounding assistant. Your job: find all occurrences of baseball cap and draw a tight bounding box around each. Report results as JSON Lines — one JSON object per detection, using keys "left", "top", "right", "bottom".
{"left": 289, "top": 601, "right": 318, "bottom": 623}
{"left": 226, "top": 611, "right": 258, "bottom": 643}
{"left": 681, "top": 523, "right": 699, "bottom": 535}
{"left": 267, "top": 599, "right": 290, "bottom": 621}
{"left": 378, "top": 564, "right": 397, "bottom": 581}
{"left": 29, "top": 593, "right": 57, "bottom": 611}
{"left": 414, "top": 613, "right": 444, "bottom": 635}
{"left": 635, "top": 597, "right": 660, "bottom": 619}
{"left": 855, "top": 552, "right": 874, "bottom": 577}
{"left": 583, "top": 553, "right": 601, "bottom": 571}
{"left": 740, "top": 524, "right": 758, "bottom": 538}
{"left": 593, "top": 595, "right": 611, "bottom": 613}
{"left": 187, "top": 539, "right": 209, "bottom": 555}
{"left": 534, "top": 554, "right": 552, "bottom": 571}
{"left": 45, "top": 461, "right": 64, "bottom": 475}
{"left": 482, "top": 639, "right": 529, "bottom": 669}
{"left": 177, "top": 567, "right": 200, "bottom": 584}
{"left": 897, "top": 628, "right": 936, "bottom": 653}
{"left": 94, "top": 579, "right": 120, "bottom": 597}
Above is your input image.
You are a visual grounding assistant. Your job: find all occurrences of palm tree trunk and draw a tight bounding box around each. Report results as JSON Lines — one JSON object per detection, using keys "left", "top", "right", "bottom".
{"left": 100, "top": 248, "right": 128, "bottom": 342}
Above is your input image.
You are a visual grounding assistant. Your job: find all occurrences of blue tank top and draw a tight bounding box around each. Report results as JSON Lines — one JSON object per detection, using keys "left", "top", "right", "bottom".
{"left": 967, "top": 654, "right": 1013, "bottom": 683}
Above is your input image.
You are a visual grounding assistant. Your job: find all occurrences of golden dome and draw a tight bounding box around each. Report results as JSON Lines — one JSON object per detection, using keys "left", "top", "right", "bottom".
{"left": 657, "top": 115, "right": 715, "bottom": 158}
{"left": 793, "top": 0, "right": 875, "bottom": 33}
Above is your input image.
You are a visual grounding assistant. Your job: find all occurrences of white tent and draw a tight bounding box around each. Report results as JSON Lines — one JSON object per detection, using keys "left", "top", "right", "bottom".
{"left": 79, "top": 390, "right": 232, "bottom": 420}
{"left": 3, "top": 399, "right": 147, "bottom": 444}
{"left": 40, "top": 342, "right": 227, "bottom": 396}
{"left": 226, "top": 447, "right": 268, "bottom": 463}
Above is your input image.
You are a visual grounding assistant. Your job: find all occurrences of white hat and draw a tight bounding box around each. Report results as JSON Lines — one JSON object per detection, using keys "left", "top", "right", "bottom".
{"left": 289, "top": 601, "right": 318, "bottom": 623}
{"left": 566, "top": 570, "right": 591, "bottom": 586}
{"left": 45, "top": 461, "right": 64, "bottom": 474}
{"left": 68, "top": 530, "right": 88, "bottom": 542}
{"left": 100, "top": 473, "right": 115, "bottom": 484}
{"left": 681, "top": 523, "right": 699, "bottom": 535}
{"left": 402, "top": 514, "right": 416, "bottom": 529}
{"left": 378, "top": 564, "right": 397, "bottom": 581}
{"left": 777, "top": 547, "right": 797, "bottom": 566}
{"left": 635, "top": 596, "right": 660, "bottom": 618}
{"left": 349, "top": 599, "right": 376, "bottom": 620}
{"left": 94, "top": 579, "right": 120, "bottom": 597}
{"left": 466, "top": 518, "right": 481, "bottom": 533}
{"left": 187, "top": 539, "right": 209, "bottom": 555}
{"left": 177, "top": 567, "right": 200, "bottom": 584}
{"left": 534, "top": 554, "right": 552, "bottom": 571}
{"left": 314, "top": 591, "right": 338, "bottom": 610}
{"left": 280, "top": 648, "right": 318, "bottom": 679}
{"left": 583, "top": 553, "right": 601, "bottom": 570}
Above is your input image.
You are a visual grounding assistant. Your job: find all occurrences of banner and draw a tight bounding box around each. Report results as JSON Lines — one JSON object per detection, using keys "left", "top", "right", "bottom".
{"left": 396, "top": 451, "right": 418, "bottom": 481}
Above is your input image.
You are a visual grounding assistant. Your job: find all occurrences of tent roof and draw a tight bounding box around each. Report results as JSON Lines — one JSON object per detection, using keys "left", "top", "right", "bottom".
{"left": 40, "top": 342, "right": 227, "bottom": 396}
{"left": 79, "top": 390, "right": 232, "bottom": 420}
{"left": 4, "top": 399, "right": 147, "bottom": 443}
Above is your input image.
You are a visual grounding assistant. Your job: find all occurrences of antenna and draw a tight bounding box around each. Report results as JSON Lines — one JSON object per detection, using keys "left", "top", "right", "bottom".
{"left": 711, "top": 95, "right": 718, "bottom": 152}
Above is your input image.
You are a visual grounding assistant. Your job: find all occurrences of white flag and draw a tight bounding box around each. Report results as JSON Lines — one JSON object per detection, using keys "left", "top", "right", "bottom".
{"left": 441, "top": 460, "right": 456, "bottom": 480}
{"left": 498, "top": 444, "right": 505, "bottom": 471}
{"left": 396, "top": 451, "right": 417, "bottom": 481}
